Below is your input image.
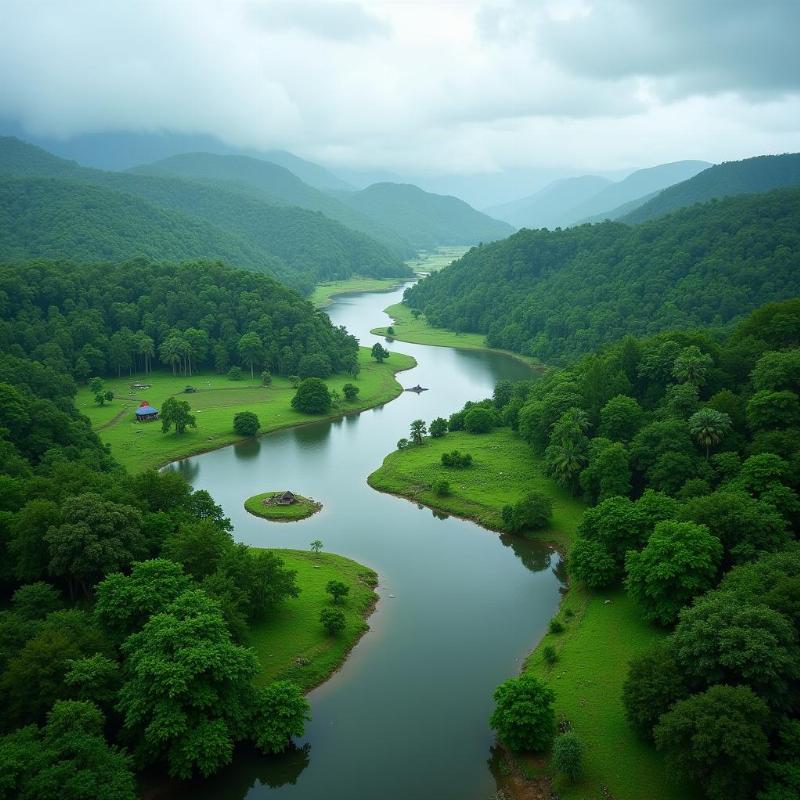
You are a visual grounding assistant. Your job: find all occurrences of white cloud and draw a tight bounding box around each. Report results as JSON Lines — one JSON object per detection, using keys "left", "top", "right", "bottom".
{"left": 0, "top": 0, "right": 798, "bottom": 175}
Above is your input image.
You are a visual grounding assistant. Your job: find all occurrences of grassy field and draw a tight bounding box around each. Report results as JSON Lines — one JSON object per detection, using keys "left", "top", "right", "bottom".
{"left": 371, "top": 303, "right": 543, "bottom": 369}
{"left": 248, "top": 549, "right": 378, "bottom": 691}
{"left": 79, "top": 347, "right": 416, "bottom": 472}
{"left": 405, "top": 245, "right": 471, "bottom": 274}
{"left": 245, "top": 492, "right": 322, "bottom": 522}
{"left": 369, "top": 428, "right": 686, "bottom": 800}
{"left": 310, "top": 276, "right": 406, "bottom": 308}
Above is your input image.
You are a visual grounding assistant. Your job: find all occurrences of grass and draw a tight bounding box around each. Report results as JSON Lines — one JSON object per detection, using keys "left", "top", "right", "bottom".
{"left": 244, "top": 492, "right": 322, "bottom": 522}
{"left": 371, "top": 303, "right": 543, "bottom": 369}
{"left": 79, "top": 347, "right": 416, "bottom": 472}
{"left": 405, "top": 245, "right": 472, "bottom": 274}
{"left": 248, "top": 549, "right": 378, "bottom": 691}
{"left": 369, "top": 427, "right": 688, "bottom": 800}
{"left": 310, "top": 276, "right": 407, "bottom": 308}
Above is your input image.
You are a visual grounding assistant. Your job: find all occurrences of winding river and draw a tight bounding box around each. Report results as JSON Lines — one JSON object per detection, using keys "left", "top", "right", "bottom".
{"left": 166, "top": 283, "right": 564, "bottom": 800}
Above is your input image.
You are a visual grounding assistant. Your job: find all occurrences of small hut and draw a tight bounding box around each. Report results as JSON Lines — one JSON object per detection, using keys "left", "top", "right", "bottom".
{"left": 135, "top": 401, "right": 159, "bottom": 422}
{"left": 276, "top": 491, "right": 296, "bottom": 505}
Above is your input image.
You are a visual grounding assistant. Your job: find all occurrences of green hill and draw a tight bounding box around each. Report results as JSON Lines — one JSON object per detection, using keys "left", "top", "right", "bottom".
{"left": 131, "top": 152, "right": 413, "bottom": 258}
{"left": 334, "top": 182, "right": 514, "bottom": 250}
{"left": 624, "top": 153, "right": 800, "bottom": 223}
{"left": 404, "top": 187, "right": 800, "bottom": 364}
{"left": 0, "top": 137, "right": 411, "bottom": 291}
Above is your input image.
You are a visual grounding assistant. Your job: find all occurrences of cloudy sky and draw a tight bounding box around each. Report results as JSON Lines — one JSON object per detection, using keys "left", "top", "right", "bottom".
{"left": 1, "top": 0, "right": 798, "bottom": 175}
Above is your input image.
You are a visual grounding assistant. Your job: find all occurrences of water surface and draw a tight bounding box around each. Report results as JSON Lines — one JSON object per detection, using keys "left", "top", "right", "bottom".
{"left": 167, "top": 284, "right": 563, "bottom": 799}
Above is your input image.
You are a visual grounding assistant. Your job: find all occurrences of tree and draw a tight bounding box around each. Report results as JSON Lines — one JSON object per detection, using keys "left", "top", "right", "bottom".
{"left": 89, "top": 376, "right": 107, "bottom": 406}
{"left": 227, "top": 366, "right": 244, "bottom": 381}
{"left": 291, "top": 378, "right": 331, "bottom": 414}
{"left": 552, "top": 732, "right": 584, "bottom": 782}
{"left": 503, "top": 491, "right": 553, "bottom": 532}
{"left": 622, "top": 644, "right": 688, "bottom": 741}
{"left": 45, "top": 493, "right": 145, "bottom": 598}
{"left": 688, "top": 408, "right": 732, "bottom": 459}
{"left": 625, "top": 521, "right": 722, "bottom": 625}
{"left": 117, "top": 589, "right": 261, "bottom": 779}
{"left": 310, "top": 539, "right": 323, "bottom": 555}
{"left": 342, "top": 383, "right": 359, "bottom": 401}
{"left": 0, "top": 700, "right": 136, "bottom": 800}
{"left": 747, "top": 390, "right": 800, "bottom": 430}
{"left": 249, "top": 681, "right": 310, "bottom": 755}
{"left": 490, "top": 674, "right": 555, "bottom": 752}
{"left": 544, "top": 439, "right": 588, "bottom": 491}
{"left": 396, "top": 438, "right": 409, "bottom": 450}
{"left": 163, "top": 520, "right": 233, "bottom": 580}
{"left": 64, "top": 653, "right": 121, "bottom": 710}
{"left": 598, "top": 394, "right": 644, "bottom": 443}
{"left": 654, "top": 685, "right": 770, "bottom": 800}
{"left": 326, "top": 580, "right": 349, "bottom": 604}
{"left": 672, "top": 345, "right": 713, "bottom": 386}
{"left": 464, "top": 406, "right": 494, "bottom": 433}
{"left": 569, "top": 538, "right": 618, "bottom": 589}
{"left": 160, "top": 397, "right": 196, "bottom": 435}
{"left": 11, "top": 582, "right": 62, "bottom": 620}
{"left": 260, "top": 370, "right": 272, "bottom": 386}
{"left": 233, "top": 411, "right": 260, "bottom": 436}
{"left": 320, "top": 607, "right": 345, "bottom": 636}
{"left": 298, "top": 353, "right": 332, "bottom": 379}
{"left": 371, "top": 342, "right": 389, "bottom": 363}
{"left": 237, "top": 332, "right": 264, "bottom": 379}
{"left": 409, "top": 419, "right": 427, "bottom": 444}
{"left": 429, "top": 417, "right": 448, "bottom": 438}
{"left": 579, "top": 438, "right": 631, "bottom": 503}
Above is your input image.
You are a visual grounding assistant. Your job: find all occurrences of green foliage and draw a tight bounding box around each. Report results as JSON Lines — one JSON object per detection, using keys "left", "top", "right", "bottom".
{"left": 409, "top": 419, "right": 427, "bottom": 444}
{"left": 548, "top": 619, "right": 564, "bottom": 634}
{"left": 490, "top": 674, "right": 555, "bottom": 753}
{"left": 310, "top": 540, "right": 323, "bottom": 555}
{"left": 227, "top": 366, "right": 244, "bottom": 381}
{"left": 598, "top": 394, "right": 644, "bottom": 443}
{"left": 10, "top": 582, "right": 62, "bottom": 621}
{"left": 654, "top": 685, "right": 770, "bottom": 800}
{"left": 160, "top": 397, "right": 196, "bottom": 434}
{"left": 429, "top": 417, "right": 448, "bottom": 438}
{"left": 552, "top": 731, "right": 584, "bottom": 782}
{"left": 440, "top": 450, "right": 473, "bottom": 468}
{"left": 433, "top": 480, "right": 451, "bottom": 497}
{"left": 342, "top": 383, "right": 359, "bottom": 401}
{"left": 502, "top": 490, "right": 553, "bottom": 532}
{"left": 371, "top": 342, "right": 389, "bottom": 363}
{"left": 464, "top": 406, "right": 494, "bottom": 433}
{"left": 624, "top": 521, "right": 723, "bottom": 626}
{"left": 405, "top": 188, "right": 800, "bottom": 363}
{"left": 320, "top": 607, "right": 346, "bottom": 636}
{"left": 325, "top": 580, "right": 350, "bottom": 604}
{"left": 260, "top": 370, "right": 272, "bottom": 386}
{"left": 688, "top": 408, "right": 732, "bottom": 458}
{"left": 233, "top": 411, "right": 260, "bottom": 437}
{"left": 249, "top": 681, "right": 309, "bottom": 754}
{"left": 291, "top": 378, "right": 332, "bottom": 414}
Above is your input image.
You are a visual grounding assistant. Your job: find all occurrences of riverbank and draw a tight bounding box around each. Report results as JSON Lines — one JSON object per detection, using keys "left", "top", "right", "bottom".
{"left": 371, "top": 303, "right": 544, "bottom": 370}
{"left": 79, "top": 347, "right": 416, "bottom": 472}
{"left": 310, "top": 276, "right": 407, "bottom": 308}
{"left": 367, "top": 428, "right": 685, "bottom": 800}
{"left": 249, "top": 549, "right": 379, "bottom": 692}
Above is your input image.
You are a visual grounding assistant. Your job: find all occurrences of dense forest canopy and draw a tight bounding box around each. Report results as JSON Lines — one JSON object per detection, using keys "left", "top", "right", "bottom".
{"left": 0, "top": 137, "right": 412, "bottom": 293}
{"left": 404, "top": 188, "right": 800, "bottom": 364}
{"left": 0, "top": 260, "right": 360, "bottom": 380}
{"left": 624, "top": 152, "right": 800, "bottom": 224}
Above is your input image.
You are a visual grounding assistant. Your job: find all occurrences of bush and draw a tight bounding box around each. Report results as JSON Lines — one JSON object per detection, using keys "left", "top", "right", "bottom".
{"left": 490, "top": 674, "right": 555, "bottom": 752}
{"left": 552, "top": 732, "right": 584, "bottom": 782}
{"left": 429, "top": 417, "right": 448, "bottom": 438}
{"left": 434, "top": 480, "right": 451, "bottom": 497}
{"left": 320, "top": 607, "right": 345, "bottom": 636}
{"left": 325, "top": 580, "right": 349, "bottom": 604}
{"left": 227, "top": 366, "right": 244, "bottom": 381}
{"left": 397, "top": 438, "right": 409, "bottom": 450}
{"left": 549, "top": 619, "right": 565, "bottom": 634}
{"left": 464, "top": 406, "right": 494, "bottom": 433}
{"left": 569, "top": 538, "right": 618, "bottom": 589}
{"left": 441, "top": 450, "right": 473, "bottom": 468}
{"left": 387, "top": 326, "right": 395, "bottom": 335}
{"left": 233, "top": 411, "right": 260, "bottom": 437}
{"left": 342, "top": 383, "right": 360, "bottom": 401}
{"left": 503, "top": 490, "right": 553, "bottom": 532}
{"left": 291, "top": 378, "right": 332, "bottom": 414}
{"left": 542, "top": 645, "right": 557, "bottom": 665}
{"left": 260, "top": 370, "right": 272, "bottom": 386}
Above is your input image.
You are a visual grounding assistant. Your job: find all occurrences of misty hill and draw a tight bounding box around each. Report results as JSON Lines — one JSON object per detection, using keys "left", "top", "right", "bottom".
{"left": 333, "top": 182, "right": 514, "bottom": 250}
{"left": 131, "top": 152, "right": 412, "bottom": 257}
{"left": 485, "top": 175, "right": 612, "bottom": 229}
{"left": 624, "top": 153, "right": 800, "bottom": 223}
{"left": 404, "top": 187, "right": 800, "bottom": 364}
{"left": 0, "top": 137, "right": 411, "bottom": 291}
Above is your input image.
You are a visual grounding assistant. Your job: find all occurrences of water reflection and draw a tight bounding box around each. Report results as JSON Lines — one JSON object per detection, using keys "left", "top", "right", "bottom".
{"left": 233, "top": 439, "right": 262, "bottom": 461}
{"left": 499, "top": 533, "right": 555, "bottom": 573}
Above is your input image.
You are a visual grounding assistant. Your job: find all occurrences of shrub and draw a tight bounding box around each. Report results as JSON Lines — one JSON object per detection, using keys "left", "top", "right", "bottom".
{"left": 291, "top": 378, "right": 332, "bottom": 414}
{"left": 568, "top": 538, "right": 618, "bottom": 589}
{"left": 441, "top": 450, "right": 473, "bottom": 468}
{"left": 543, "top": 645, "right": 557, "bottom": 665}
{"left": 342, "top": 383, "right": 360, "bottom": 401}
{"left": 397, "top": 438, "right": 409, "bottom": 450}
{"left": 289, "top": 375, "right": 301, "bottom": 388}
{"left": 503, "top": 491, "right": 553, "bottom": 532}
{"left": 320, "top": 607, "right": 345, "bottom": 636}
{"left": 227, "top": 366, "right": 244, "bottom": 381}
{"left": 387, "top": 326, "right": 395, "bottom": 335}
{"left": 429, "top": 417, "right": 448, "bottom": 438}
{"left": 233, "top": 411, "right": 260, "bottom": 437}
{"left": 464, "top": 406, "right": 494, "bottom": 433}
{"left": 552, "top": 732, "right": 584, "bottom": 782}
{"left": 434, "top": 480, "right": 451, "bottom": 497}
{"left": 549, "top": 619, "right": 564, "bottom": 634}
{"left": 260, "top": 370, "right": 272, "bottom": 386}
{"left": 490, "top": 674, "right": 555, "bottom": 752}
{"left": 325, "top": 580, "right": 349, "bottom": 604}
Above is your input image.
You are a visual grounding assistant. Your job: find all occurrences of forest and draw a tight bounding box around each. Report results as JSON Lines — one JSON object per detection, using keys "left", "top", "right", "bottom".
{"left": 403, "top": 187, "right": 800, "bottom": 363}
{"left": 432, "top": 298, "right": 800, "bottom": 800}
{"left": 0, "top": 260, "right": 361, "bottom": 380}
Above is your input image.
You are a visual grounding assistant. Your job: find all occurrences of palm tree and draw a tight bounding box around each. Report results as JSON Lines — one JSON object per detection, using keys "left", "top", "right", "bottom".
{"left": 545, "top": 440, "right": 588, "bottom": 491}
{"left": 673, "top": 346, "right": 713, "bottom": 386}
{"left": 689, "top": 408, "right": 732, "bottom": 459}
{"left": 238, "top": 332, "right": 264, "bottom": 379}
{"left": 136, "top": 332, "right": 155, "bottom": 374}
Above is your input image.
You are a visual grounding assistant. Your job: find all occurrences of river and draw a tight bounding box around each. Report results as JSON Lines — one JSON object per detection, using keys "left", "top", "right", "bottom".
{"left": 165, "top": 283, "right": 564, "bottom": 800}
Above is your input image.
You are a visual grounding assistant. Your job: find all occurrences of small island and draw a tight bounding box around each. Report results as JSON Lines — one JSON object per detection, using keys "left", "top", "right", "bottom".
{"left": 245, "top": 490, "right": 322, "bottom": 522}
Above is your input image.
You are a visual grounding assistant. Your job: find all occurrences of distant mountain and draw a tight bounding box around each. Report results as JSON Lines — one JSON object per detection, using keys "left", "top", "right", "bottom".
{"left": 575, "top": 190, "right": 660, "bottom": 224}
{"left": 624, "top": 153, "right": 800, "bottom": 223}
{"left": 333, "top": 182, "right": 514, "bottom": 250}
{"left": 0, "top": 137, "right": 410, "bottom": 291}
{"left": 566, "top": 160, "right": 711, "bottom": 223}
{"left": 0, "top": 123, "right": 353, "bottom": 190}
{"left": 132, "top": 152, "right": 412, "bottom": 258}
{"left": 485, "top": 176, "right": 612, "bottom": 229}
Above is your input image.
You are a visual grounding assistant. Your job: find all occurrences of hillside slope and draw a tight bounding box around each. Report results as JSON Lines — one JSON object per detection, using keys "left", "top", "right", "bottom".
{"left": 404, "top": 188, "right": 800, "bottom": 363}
{"left": 624, "top": 153, "right": 800, "bottom": 223}
{"left": 334, "top": 182, "right": 514, "bottom": 250}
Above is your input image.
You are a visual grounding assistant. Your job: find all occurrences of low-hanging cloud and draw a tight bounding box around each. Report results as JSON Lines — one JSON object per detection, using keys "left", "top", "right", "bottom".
{"left": 0, "top": 0, "right": 798, "bottom": 174}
